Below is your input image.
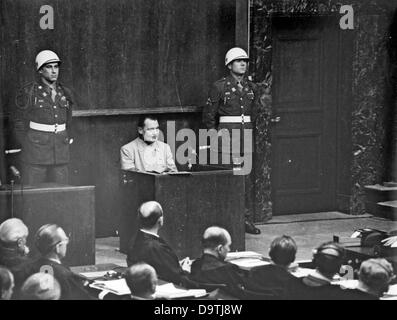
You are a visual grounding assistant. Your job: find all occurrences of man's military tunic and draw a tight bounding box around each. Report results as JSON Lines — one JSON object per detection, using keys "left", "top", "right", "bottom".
{"left": 202, "top": 74, "right": 257, "bottom": 161}
{"left": 13, "top": 80, "right": 73, "bottom": 183}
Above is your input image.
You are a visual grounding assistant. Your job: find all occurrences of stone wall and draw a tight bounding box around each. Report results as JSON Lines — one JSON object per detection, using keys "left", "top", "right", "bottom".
{"left": 250, "top": 0, "right": 397, "bottom": 219}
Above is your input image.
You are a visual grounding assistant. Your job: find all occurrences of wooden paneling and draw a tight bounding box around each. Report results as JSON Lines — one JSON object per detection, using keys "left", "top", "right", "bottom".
{"left": 70, "top": 113, "right": 202, "bottom": 236}
{"left": 0, "top": 184, "right": 95, "bottom": 266}
{"left": 119, "top": 167, "right": 245, "bottom": 259}
{"left": 0, "top": 0, "right": 235, "bottom": 115}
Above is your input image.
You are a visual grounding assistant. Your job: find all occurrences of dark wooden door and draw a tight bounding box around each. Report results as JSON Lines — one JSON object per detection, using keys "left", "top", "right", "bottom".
{"left": 271, "top": 16, "right": 339, "bottom": 214}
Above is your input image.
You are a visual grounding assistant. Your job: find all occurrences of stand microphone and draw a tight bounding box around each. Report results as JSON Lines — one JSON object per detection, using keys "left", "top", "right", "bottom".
{"left": 9, "top": 166, "right": 22, "bottom": 218}
{"left": 10, "top": 166, "right": 21, "bottom": 178}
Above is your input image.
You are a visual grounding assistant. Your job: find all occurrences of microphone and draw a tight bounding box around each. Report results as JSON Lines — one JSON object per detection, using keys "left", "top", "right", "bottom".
{"left": 9, "top": 166, "right": 21, "bottom": 178}
{"left": 5, "top": 149, "right": 21, "bottom": 154}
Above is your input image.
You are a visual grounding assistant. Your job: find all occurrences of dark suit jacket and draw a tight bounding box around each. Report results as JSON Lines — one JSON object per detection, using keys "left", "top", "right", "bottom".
{"left": 16, "top": 257, "right": 92, "bottom": 300}
{"left": 127, "top": 231, "right": 193, "bottom": 287}
{"left": 190, "top": 253, "right": 260, "bottom": 299}
{"left": 249, "top": 264, "right": 297, "bottom": 299}
{"left": 0, "top": 244, "right": 31, "bottom": 272}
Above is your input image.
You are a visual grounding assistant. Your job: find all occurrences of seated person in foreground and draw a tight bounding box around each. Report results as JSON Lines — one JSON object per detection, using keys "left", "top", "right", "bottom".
{"left": 120, "top": 115, "right": 177, "bottom": 173}
{"left": 0, "top": 266, "right": 15, "bottom": 300}
{"left": 125, "top": 263, "right": 158, "bottom": 300}
{"left": 0, "top": 218, "right": 31, "bottom": 271}
{"left": 126, "top": 201, "right": 194, "bottom": 288}
{"left": 346, "top": 258, "right": 395, "bottom": 300}
{"left": 286, "top": 241, "right": 358, "bottom": 300}
{"left": 189, "top": 226, "right": 268, "bottom": 299}
{"left": 249, "top": 235, "right": 298, "bottom": 299}
{"left": 20, "top": 273, "right": 61, "bottom": 300}
{"left": 18, "top": 224, "right": 91, "bottom": 300}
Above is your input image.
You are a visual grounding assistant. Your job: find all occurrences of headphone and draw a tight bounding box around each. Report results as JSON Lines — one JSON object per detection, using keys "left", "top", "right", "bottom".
{"left": 313, "top": 242, "right": 345, "bottom": 263}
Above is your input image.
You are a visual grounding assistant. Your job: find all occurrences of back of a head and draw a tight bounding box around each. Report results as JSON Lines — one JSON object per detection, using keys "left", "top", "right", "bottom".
{"left": 35, "top": 224, "right": 67, "bottom": 256}
{"left": 0, "top": 218, "right": 28, "bottom": 243}
{"left": 21, "top": 273, "right": 61, "bottom": 300}
{"left": 125, "top": 263, "right": 157, "bottom": 297}
{"left": 138, "top": 201, "right": 163, "bottom": 229}
{"left": 359, "top": 258, "right": 395, "bottom": 294}
{"left": 0, "top": 266, "right": 14, "bottom": 300}
{"left": 313, "top": 242, "right": 345, "bottom": 277}
{"left": 269, "top": 235, "right": 297, "bottom": 267}
{"left": 202, "top": 226, "right": 230, "bottom": 250}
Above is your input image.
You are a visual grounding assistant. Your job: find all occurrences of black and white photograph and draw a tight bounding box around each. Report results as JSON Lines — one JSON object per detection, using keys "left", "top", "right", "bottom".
{"left": 0, "top": 0, "right": 397, "bottom": 308}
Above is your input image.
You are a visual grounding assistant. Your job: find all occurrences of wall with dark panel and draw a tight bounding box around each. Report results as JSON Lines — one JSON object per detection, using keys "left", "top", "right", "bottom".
{"left": 251, "top": 0, "right": 397, "bottom": 217}
{"left": 0, "top": 0, "right": 236, "bottom": 236}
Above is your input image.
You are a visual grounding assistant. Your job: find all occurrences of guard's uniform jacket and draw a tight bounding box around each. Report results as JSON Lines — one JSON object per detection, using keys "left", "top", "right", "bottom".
{"left": 13, "top": 81, "right": 73, "bottom": 165}
{"left": 202, "top": 74, "right": 258, "bottom": 158}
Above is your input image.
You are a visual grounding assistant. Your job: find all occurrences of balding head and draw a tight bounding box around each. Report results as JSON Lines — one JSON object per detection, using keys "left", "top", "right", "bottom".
{"left": 138, "top": 201, "right": 163, "bottom": 229}
{"left": 202, "top": 226, "right": 231, "bottom": 260}
{"left": 125, "top": 263, "right": 158, "bottom": 298}
{"left": 21, "top": 273, "right": 61, "bottom": 300}
{"left": 0, "top": 218, "right": 28, "bottom": 243}
{"left": 359, "top": 258, "right": 395, "bottom": 296}
{"left": 35, "top": 224, "right": 69, "bottom": 258}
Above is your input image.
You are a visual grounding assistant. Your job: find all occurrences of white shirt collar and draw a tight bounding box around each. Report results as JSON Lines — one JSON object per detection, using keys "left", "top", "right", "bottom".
{"left": 140, "top": 229, "right": 159, "bottom": 238}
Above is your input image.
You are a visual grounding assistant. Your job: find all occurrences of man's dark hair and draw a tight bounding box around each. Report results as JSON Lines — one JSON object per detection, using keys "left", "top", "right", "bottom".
{"left": 125, "top": 263, "right": 157, "bottom": 296}
{"left": 202, "top": 227, "right": 228, "bottom": 250}
{"left": 313, "top": 242, "right": 345, "bottom": 276}
{"left": 137, "top": 115, "right": 159, "bottom": 128}
{"left": 269, "top": 235, "right": 297, "bottom": 266}
{"left": 0, "top": 266, "right": 13, "bottom": 293}
{"left": 138, "top": 203, "right": 163, "bottom": 229}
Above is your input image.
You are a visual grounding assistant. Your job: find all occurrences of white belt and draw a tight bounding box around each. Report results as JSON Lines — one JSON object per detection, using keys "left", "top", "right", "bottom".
{"left": 219, "top": 116, "right": 251, "bottom": 123}
{"left": 30, "top": 121, "right": 66, "bottom": 133}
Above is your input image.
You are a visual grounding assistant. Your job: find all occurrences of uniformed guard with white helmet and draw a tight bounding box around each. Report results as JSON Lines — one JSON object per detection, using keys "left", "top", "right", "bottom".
{"left": 13, "top": 50, "right": 74, "bottom": 185}
{"left": 203, "top": 47, "right": 260, "bottom": 235}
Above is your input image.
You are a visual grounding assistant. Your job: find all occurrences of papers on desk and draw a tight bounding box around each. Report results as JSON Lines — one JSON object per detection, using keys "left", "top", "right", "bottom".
{"left": 383, "top": 284, "right": 397, "bottom": 300}
{"left": 155, "top": 283, "right": 207, "bottom": 299}
{"left": 225, "top": 251, "right": 270, "bottom": 271}
{"left": 90, "top": 279, "right": 207, "bottom": 299}
{"left": 90, "top": 279, "right": 130, "bottom": 295}
{"left": 290, "top": 267, "right": 314, "bottom": 278}
{"left": 79, "top": 271, "right": 109, "bottom": 280}
{"left": 226, "top": 251, "right": 264, "bottom": 260}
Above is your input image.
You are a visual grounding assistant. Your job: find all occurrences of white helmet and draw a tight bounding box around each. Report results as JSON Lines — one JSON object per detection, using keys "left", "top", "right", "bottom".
{"left": 224, "top": 47, "right": 249, "bottom": 66}
{"left": 35, "top": 50, "right": 61, "bottom": 70}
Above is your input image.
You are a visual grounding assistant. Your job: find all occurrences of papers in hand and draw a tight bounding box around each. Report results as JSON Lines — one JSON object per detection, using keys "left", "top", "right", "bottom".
{"left": 225, "top": 251, "right": 270, "bottom": 271}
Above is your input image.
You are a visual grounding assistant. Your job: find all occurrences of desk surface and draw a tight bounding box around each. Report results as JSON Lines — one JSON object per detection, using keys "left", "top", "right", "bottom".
{"left": 0, "top": 183, "right": 95, "bottom": 194}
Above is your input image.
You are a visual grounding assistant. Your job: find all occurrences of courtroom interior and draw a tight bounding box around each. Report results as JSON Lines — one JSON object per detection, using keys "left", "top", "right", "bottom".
{"left": 0, "top": 0, "right": 397, "bottom": 301}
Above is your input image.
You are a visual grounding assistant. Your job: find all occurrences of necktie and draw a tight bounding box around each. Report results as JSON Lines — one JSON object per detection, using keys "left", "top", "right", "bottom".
{"left": 237, "top": 81, "right": 243, "bottom": 93}
{"left": 51, "top": 87, "right": 57, "bottom": 102}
